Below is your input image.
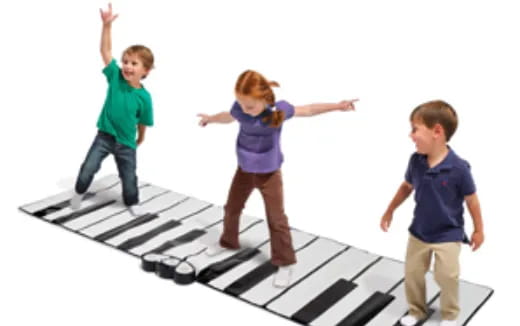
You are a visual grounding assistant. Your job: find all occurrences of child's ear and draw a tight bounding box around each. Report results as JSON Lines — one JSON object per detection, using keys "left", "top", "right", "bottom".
{"left": 433, "top": 123, "right": 445, "bottom": 138}
{"left": 142, "top": 68, "right": 151, "bottom": 80}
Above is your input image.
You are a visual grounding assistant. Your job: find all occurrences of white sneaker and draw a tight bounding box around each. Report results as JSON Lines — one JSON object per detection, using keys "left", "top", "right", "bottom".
{"left": 128, "top": 205, "right": 145, "bottom": 217}
{"left": 205, "top": 244, "right": 229, "bottom": 256}
{"left": 273, "top": 265, "right": 293, "bottom": 288}
{"left": 440, "top": 320, "right": 457, "bottom": 326}
{"left": 400, "top": 315, "right": 419, "bottom": 326}
{"left": 70, "top": 192, "right": 84, "bottom": 210}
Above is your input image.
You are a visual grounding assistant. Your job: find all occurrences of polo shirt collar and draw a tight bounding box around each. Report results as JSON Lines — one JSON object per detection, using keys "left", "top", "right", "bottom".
{"left": 420, "top": 146, "right": 456, "bottom": 174}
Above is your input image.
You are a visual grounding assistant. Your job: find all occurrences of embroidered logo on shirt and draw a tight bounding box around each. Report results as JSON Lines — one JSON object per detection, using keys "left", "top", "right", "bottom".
{"left": 441, "top": 180, "right": 448, "bottom": 186}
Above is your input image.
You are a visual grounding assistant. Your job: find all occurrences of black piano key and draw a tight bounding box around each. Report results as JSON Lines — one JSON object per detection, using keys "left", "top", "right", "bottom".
{"left": 197, "top": 248, "right": 261, "bottom": 284}
{"left": 337, "top": 291, "right": 395, "bottom": 326}
{"left": 291, "top": 279, "right": 357, "bottom": 324}
{"left": 117, "top": 219, "right": 181, "bottom": 251}
{"left": 93, "top": 213, "right": 159, "bottom": 242}
{"left": 52, "top": 199, "right": 116, "bottom": 224}
{"left": 148, "top": 229, "right": 207, "bottom": 254}
{"left": 34, "top": 192, "right": 95, "bottom": 218}
{"left": 224, "top": 261, "right": 278, "bottom": 297}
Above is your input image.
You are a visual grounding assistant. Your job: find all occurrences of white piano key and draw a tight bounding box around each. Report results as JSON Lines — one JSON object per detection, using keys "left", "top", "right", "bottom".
{"left": 267, "top": 247, "right": 379, "bottom": 318}
{"left": 161, "top": 215, "right": 261, "bottom": 262}
{"left": 107, "top": 200, "right": 220, "bottom": 248}
{"left": 208, "top": 229, "right": 317, "bottom": 291}
{"left": 239, "top": 238, "right": 347, "bottom": 306}
{"left": 21, "top": 174, "right": 120, "bottom": 214}
{"left": 79, "top": 186, "right": 171, "bottom": 237}
{"left": 186, "top": 221, "right": 271, "bottom": 274}
{"left": 421, "top": 280, "right": 493, "bottom": 325}
{"left": 366, "top": 272, "right": 440, "bottom": 326}
{"left": 311, "top": 258, "right": 404, "bottom": 326}
{"left": 41, "top": 183, "right": 131, "bottom": 221}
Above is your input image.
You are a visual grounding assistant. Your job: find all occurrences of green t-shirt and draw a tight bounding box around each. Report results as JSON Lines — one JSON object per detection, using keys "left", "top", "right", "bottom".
{"left": 96, "top": 59, "right": 153, "bottom": 149}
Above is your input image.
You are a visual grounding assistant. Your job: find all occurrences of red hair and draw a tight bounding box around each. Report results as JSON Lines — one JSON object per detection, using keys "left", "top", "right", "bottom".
{"left": 235, "top": 70, "right": 284, "bottom": 127}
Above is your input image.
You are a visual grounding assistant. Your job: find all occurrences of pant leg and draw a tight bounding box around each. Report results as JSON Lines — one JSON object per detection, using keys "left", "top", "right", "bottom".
{"left": 220, "top": 167, "right": 255, "bottom": 249}
{"left": 75, "top": 132, "right": 113, "bottom": 194}
{"left": 405, "top": 234, "right": 433, "bottom": 320}
{"left": 114, "top": 142, "right": 138, "bottom": 206}
{"left": 432, "top": 241, "right": 461, "bottom": 320}
{"left": 256, "top": 169, "right": 296, "bottom": 266}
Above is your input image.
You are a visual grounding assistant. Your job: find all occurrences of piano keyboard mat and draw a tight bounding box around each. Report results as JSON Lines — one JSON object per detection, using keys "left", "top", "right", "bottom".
{"left": 19, "top": 175, "right": 493, "bottom": 326}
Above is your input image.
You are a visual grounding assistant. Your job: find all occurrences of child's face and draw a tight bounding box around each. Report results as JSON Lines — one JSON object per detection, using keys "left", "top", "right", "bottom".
{"left": 409, "top": 119, "right": 439, "bottom": 154}
{"left": 236, "top": 94, "right": 267, "bottom": 117}
{"left": 121, "top": 53, "right": 149, "bottom": 86}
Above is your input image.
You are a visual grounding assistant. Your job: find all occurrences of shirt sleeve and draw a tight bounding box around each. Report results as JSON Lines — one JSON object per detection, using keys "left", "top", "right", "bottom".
{"left": 102, "top": 59, "right": 120, "bottom": 83}
{"left": 230, "top": 101, "right": 247, "bottom": 122}
{"left": 275, "top": 100, "right": 295, "bottom": 120}
{"left": 138, "top": 93, "right": 154, "bottom": 126}
{"left": 459, "top": 161, "right": 476, "bottom": 196}
{"left": 405, "top": 154, "right": 415, "bottom": 184}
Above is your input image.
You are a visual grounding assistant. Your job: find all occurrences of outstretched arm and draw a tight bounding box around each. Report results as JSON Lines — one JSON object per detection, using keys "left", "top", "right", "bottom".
{"left": 100, "top": 3, "right": 118, "bottom": 67}
{"left": 294, "top": 99, "right": 358, "bottom": 117}
{"left": 197, "top": 112, "right": 235, "bottom": 127}
{"left": 380, "top": 181, "right": 413, "bottom": 232}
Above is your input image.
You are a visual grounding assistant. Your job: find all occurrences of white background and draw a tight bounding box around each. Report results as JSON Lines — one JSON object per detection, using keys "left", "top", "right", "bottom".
{"left": 1, "top": 0, "right": 518, "bottom": 325}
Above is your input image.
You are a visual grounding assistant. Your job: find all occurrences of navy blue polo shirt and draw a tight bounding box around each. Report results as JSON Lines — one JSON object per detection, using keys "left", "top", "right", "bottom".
{"left": 405, "top": 148, "right": 476, "bottom": 244}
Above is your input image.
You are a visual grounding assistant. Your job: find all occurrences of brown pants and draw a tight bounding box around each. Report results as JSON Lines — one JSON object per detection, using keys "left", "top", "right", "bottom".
{"left": 405, "top": 234, "right": 461, "bottom": 321}
{"left": 220, "top": 167, "right": 297, "bottom": 266}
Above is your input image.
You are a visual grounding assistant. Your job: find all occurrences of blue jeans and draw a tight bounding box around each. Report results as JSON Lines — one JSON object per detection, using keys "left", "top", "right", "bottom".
{"left": 75, "top": 131, "right": 139, "bottom": 206}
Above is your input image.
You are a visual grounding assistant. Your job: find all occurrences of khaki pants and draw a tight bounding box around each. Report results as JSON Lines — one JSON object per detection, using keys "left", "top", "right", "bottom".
{"left": 405, "top": 234, "right": 461, "bottom": 321}
{"left": 220, "top": 167, "right": 296, "bottom": 266}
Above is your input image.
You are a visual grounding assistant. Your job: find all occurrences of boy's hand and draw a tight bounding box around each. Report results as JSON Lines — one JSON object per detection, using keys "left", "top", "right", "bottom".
{"left": 470, "top": 231, "right": 484, "bottom": 251}
{"left": 100, "top": 3, "right": 118, "bottom": 25}
{"left": 338, "top": 99, "right": 358, "bottom": 112}
{"left": 380, "top": 212, "right": 393, "bottom": 232}
{"left": 197, "top": 113, "right": 211, "bottom": 127}
{"left": 137, "top": 137, "right": 144, "bottom": 146}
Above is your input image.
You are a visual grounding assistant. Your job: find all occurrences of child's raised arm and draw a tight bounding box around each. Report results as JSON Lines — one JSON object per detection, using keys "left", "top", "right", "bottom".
{"left": 197, "top": 112, "right": 235, "bottom": 127}
{"left": 294, "top": 99, "right": 358, "bottom": 117}
{"left": 100, "top": 3, "right": 118, "bottom": 67}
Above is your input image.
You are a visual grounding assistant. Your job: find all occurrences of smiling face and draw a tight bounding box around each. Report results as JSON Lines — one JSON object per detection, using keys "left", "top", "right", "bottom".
{"left": 409, "top": 118, "right": 444, "bottom": 155}
{"left": 121, "top": 52, "right": 149, "bottom": 87}
{"left": 236, "top": 93, "right": 267, "bottom": 117}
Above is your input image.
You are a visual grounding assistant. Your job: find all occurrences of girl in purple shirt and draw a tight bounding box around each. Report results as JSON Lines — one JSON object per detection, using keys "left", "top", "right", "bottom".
{"left": 198, "top": 70, "right": 358, "bottom": 287}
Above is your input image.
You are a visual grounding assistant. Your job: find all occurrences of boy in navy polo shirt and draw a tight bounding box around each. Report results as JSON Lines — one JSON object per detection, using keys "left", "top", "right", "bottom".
{"left": 380, "top": 100, "right": 484, "bottom": 326}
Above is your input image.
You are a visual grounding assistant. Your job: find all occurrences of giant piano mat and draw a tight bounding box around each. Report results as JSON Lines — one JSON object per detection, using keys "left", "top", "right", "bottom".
{"left": 19, "top": 175, "right": 493, "bottom": 326}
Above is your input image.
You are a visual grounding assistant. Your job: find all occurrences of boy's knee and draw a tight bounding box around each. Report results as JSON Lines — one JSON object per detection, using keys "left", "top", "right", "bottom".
{"left": 434, "top": 269, "right": 459, "bottom": 285}
{"left": 80, "top": 160, "right": 101, "bottom": 176}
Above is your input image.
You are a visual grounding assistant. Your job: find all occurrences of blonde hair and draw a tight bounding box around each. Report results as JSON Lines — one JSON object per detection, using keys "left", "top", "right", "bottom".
{"left": 122, "top": 45, "right": 154, "bottom": 79}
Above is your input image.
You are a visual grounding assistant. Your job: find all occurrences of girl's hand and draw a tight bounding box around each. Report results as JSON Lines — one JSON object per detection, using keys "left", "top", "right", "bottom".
{"left": 339, "top": 99, "right": 359, "bottom": 111}
{"left": 197, "top": 113, "right": 211, "bottom": 127}
{"left": 100, "top": 3, "right": 118, "bottom": 25}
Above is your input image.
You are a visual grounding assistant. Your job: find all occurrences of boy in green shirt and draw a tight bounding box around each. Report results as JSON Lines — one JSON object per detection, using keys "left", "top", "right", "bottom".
{"left": 70, "top": 3, "right": 154, "bottom": 216}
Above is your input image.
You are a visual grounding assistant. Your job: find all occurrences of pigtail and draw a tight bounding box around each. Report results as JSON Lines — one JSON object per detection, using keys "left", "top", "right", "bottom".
{"left": 267, "top": 110, "right": 285, "bottom": 127}
{"left": 268, "top": 81, "right": 280, "bottom": 88}
{"left": 264, "top": 80, "right": 284, "bottom": 127}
